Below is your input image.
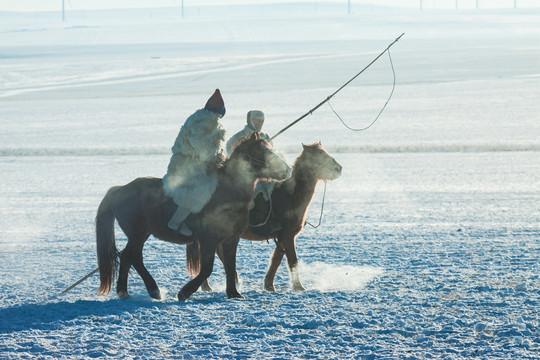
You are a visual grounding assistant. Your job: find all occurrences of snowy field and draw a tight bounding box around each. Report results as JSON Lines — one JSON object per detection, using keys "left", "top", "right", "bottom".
{"left": 1, "top": 3, "right": 539, "bottom": 359}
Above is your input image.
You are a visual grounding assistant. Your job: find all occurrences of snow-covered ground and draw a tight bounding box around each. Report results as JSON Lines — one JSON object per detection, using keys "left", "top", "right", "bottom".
{"left": 0, "top": 4, "right": 539, "bottom": 359}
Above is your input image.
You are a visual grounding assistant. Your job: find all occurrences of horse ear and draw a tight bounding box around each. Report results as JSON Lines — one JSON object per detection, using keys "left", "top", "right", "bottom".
{"left": 302, "top": 143, "right": 307, "bottom": 149}
{"left": 318, "top": 141, "right": 322, "bottom": 146}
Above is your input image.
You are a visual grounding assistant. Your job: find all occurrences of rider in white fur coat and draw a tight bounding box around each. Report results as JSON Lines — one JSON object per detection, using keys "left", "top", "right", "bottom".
{"left": 163, "top": 89, "right": 226, "bottom": 235}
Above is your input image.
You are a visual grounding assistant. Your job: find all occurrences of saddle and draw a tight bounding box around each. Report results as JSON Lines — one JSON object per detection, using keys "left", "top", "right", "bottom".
{"left": 248, "top": 181, "right": 291, "bottom": 238}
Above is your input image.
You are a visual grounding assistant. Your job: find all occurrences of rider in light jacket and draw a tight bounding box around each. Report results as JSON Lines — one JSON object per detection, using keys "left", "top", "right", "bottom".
{"left": 226, "top": 110, "right": 271, "bottom": 155}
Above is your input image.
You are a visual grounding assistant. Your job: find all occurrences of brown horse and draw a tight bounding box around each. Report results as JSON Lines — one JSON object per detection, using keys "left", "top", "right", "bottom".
{"left": 191, "top": 142, "right": 342, "bottom": 293}
{"left": 95, "top": 132, "right": 291, "bottom": 301}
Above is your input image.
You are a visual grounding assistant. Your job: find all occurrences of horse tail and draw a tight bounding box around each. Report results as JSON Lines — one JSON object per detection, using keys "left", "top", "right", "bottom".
{"left": 186, "top": 242, "right": 200, "bottom": 278}
{"left": 95, "top": 186, "right": 121, "bottom": 295}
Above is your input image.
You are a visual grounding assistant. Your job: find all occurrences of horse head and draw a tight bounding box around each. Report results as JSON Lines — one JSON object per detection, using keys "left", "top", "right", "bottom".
{"left": 230, "top": 132, "right": 291, "bottom": 181}
{"left": 298, "top": 142, "right": 342, "bottom": 181}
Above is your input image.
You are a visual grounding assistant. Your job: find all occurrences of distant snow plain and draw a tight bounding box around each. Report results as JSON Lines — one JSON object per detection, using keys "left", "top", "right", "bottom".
{"left": 0, "top": 4, "right": 539, "bottom": 359}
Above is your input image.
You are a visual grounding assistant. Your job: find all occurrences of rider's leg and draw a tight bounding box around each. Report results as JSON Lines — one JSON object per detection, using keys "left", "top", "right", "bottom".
{"left": 168, "top": 204, "right": 192, "bottom": 236}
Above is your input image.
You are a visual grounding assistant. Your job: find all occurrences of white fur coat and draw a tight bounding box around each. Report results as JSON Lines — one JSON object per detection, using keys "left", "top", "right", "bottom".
{"left": 163, "top": 109, "right": 226, "bottom": 214}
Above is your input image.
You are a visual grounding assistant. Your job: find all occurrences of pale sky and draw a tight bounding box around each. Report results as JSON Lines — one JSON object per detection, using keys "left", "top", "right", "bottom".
{"left": 0, "top": 0, "right": 535, "bottom": 12}
{"left": 1, "top": 0, "right": 349, "bottom": 12}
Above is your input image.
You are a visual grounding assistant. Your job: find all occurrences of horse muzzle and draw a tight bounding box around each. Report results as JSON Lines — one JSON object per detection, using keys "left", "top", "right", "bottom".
{"left": 325, "top": 161, "right": 342, "bottom": 180}
{"left": 335, "top": 163, "right": 342, "bottom": 176}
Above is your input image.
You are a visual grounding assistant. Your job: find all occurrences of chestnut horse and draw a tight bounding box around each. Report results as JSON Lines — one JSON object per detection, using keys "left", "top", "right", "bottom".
{"left": 95, "top": 133, "right": 291, "bottom": 301}
{"left": 191, "top": 142, "right": 342, "bottom": 293}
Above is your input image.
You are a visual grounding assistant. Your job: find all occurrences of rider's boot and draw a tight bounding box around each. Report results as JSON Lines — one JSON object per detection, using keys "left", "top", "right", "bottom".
{"left": 168, "top": 205, "right": 192, "bottom": 236}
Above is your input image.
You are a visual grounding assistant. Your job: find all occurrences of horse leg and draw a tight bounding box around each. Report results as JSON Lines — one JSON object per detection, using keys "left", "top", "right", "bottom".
{"left": 178, "top": 239, "right": 217, "bottom": 301}
{"left": 282, "top": 235, "right": 305, "bottom": 291}
{"left": 130, "top": 240, "right": 161, "bottom": 300}
{"left": 116, "top": 242, "right": 134, "bottom": 299}
{"left": 264, "top": 242, "right": 286, "bottom": 292}
{"left": 198, "top": 244, "right": 221, "bottom": 293}
{"left": 200, "top": 279, "right": 213, "bottom": 292}
{"left": 219, "top": 237, "right": 243, "bottom": 299}
{"left": 187, "top": 242, "right": 212, "bottom": 292}
{"left": 199, "top": 240, "right": 241, "bottom": 293}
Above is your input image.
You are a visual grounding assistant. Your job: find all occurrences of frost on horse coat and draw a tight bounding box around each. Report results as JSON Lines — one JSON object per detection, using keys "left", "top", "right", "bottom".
{"left": 162, "top": 108, "right": 226, "bottom": 217}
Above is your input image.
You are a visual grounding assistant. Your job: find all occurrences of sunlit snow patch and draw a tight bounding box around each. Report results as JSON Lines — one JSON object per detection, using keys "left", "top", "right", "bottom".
{"left": 300, "top": 261, "right": 383, "bottom": 292}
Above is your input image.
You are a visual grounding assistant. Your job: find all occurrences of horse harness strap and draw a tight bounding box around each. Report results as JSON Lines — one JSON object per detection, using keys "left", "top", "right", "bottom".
{"left": 249, "top": 190, "right": 273, "bottom": 228}
{"left": 251, "top": 179, "right": 328, "bottom": 238}
{"left": 305, "top": 180, "right": 327, "bottom": 229}
{"left": 244, "top": 154, "right": 266, "bottom": 167}
{"left": 249, "top": 188, "right": 291, "bottom": 239}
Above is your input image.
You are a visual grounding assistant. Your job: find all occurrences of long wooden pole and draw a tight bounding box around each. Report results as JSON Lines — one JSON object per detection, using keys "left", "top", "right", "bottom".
{"left": 61, "top": 267, "right": 99, "bottom": 294}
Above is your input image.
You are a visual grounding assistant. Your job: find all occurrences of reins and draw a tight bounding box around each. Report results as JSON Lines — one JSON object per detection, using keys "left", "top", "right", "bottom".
{"left": 302, "top": 155, "right": 334, "bottom": 229}
{"left": 248, "top": 192, "right": 273, "bottom": 227}
{"left": 244, "top": 154, "right": 266, "bottom": 167}
{"left": 251, "top": 161, "right": 331, "bottom": 231}
{"left": 305, "top": 180, "right": 327, "bottom": 229}
{"left": 267, "top": 180, "right": 328, "bottom": 249}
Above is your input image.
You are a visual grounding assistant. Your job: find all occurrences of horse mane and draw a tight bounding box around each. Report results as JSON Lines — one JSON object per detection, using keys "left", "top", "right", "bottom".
{"left": 218, "top": 132, "right": 260, "bottom": 176}
{"left": 224, "top": 132, "right": 264, "bottom": 161}
{"left": 232, "top": 132, "right": 263, "bottom": 152}
{"left": 292, "top": 141, "right": 324, "bottom": 168}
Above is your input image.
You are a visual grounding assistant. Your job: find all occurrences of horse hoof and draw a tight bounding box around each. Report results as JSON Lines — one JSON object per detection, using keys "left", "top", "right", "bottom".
{"left": 227, "top": 292, "right": 244, "bottom": 299}
{"left": 264, "top": 285, "right": 276, "bottom": 292}
{"left": 149, "top": 289, "right": 162, "bottom": 300}
{"left": 117, "top": 290, "right": 130, "bottom": 299}
{"left": 201, "top": 284, "right": 213, "bottom": 292}
{"left": 293, "top": 284, "right": 306, "bottom": 291}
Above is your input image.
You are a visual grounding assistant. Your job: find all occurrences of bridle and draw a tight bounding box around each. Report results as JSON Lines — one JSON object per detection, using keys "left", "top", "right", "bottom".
{"left": 244, "top": 154, "right": 266, "bottom": 168}
{"left": 302, "top": 154, "right": 335, "bottom": 178}
{"left": 243, "top": 143, "right": 274, "bottom": 168}
{"left": 317, "top": 156, "right": 334, "bottom": 173}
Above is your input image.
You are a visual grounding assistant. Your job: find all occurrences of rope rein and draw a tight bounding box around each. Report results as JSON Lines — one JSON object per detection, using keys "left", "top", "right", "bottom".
{"left": 244, "top": 154, "right": 266, "bottom": 167}
{"left": 305, "top": 180, "right": 327, "bottom": 229}
{"left": 329, "top": 49, "right": 396, "bottom": 132}
{"left": 270, "top": 32, "right": 404, "bottom": 141}
{"left": 248, "top": 192, "right": 273, "bottom": 227}
{"left": 290, "top": 45, "right": 400, "bottom": 230}
{"left": 252, "top": 156, "right": 332, "bottom": 230}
